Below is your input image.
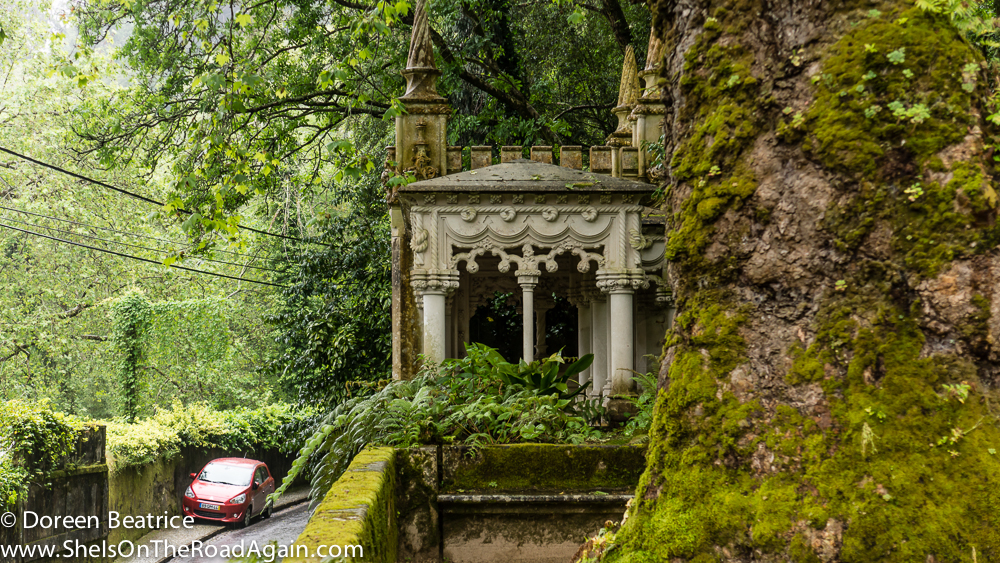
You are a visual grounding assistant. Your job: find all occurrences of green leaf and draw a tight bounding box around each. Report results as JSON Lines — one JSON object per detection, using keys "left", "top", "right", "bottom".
{"left": 234, "top": 13, "right": 253, "bottom": 26}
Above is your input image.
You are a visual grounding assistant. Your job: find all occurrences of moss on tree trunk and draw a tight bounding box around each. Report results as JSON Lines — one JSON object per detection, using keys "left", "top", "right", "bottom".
{"left": 609, "top": 0, "right": 1000, "bottom": 561}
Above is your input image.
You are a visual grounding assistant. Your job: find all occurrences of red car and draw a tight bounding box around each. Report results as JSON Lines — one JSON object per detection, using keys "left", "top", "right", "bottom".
{"left": 182, "top": 458, "right": 275, "bottom": 527}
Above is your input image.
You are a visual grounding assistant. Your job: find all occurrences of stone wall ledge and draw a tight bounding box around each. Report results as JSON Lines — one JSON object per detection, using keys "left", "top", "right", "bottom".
{"left": 284, "top": 447, "right": 397, "bottom": 563}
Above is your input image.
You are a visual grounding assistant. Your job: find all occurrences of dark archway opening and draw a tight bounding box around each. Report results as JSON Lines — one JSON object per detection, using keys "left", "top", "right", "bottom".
{"left": 468, "top": 292, "right": 578, "bottom": 362}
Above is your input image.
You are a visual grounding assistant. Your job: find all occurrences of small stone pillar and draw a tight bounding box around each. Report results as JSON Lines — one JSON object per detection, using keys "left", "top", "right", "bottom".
{"left": 471, "top": 146, "right": 492, "bottom": 169}
{"left": 589, "top": 291, "right": 609, "bottom": 401}
{"left": 598, "top": 271, "right": 646, "bottom": 422}
{"left": 560, "top": 146, "right": 583, "bottom": 169}
{"left": 607, "top": 45, "right": 639, "bottom": 178}
{"left": 534, "top": 300, "right": 553, "bottom": 358}
{"left": 501, "top": 146, "right": 523, "bottom": 163}
{"left": 530, "top": 146, "right": 553, "bottom": 164}
{"left": 632, "top": 25, "right": 667, "bottom": 181}
{"left": 518, "top": 272, "right": 540, "bottom": 362}
{"left": 569, "top": 286, "right": 593, "bottom": 390}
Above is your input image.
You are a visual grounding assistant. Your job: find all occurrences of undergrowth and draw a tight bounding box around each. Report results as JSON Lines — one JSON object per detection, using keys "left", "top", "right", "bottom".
{"left": 269, "top": 343, "right": 655, "bottom": 506}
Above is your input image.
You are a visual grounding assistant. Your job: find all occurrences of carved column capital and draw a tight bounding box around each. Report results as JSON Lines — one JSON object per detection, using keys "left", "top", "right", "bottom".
{"left": 516, "top": 271, "right": 541, "bottom": 289}
{"left": 596, "top": 269, "right": 649, "bottom": 294}
{"left": 411, "top": 269, "right": 461, "bottom": 296}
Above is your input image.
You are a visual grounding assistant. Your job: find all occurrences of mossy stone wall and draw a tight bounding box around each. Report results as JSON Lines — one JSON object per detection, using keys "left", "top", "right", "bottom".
{"left": 285, "top": 447, "right": 398, "bottom": 563}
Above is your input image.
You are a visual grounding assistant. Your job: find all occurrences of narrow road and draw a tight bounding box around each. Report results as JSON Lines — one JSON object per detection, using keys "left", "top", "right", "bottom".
{"left": 116, "top": 487, "right": 311, "bottom": 563}
{"left": 168, "top": 503, "right": 310, "bottom": 563}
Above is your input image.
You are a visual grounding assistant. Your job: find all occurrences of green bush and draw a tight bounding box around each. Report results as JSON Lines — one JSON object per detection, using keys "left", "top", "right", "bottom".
{"left": 0, "top": 400, "right": 85, "bottom": 509}
{"left": 104, "top": 418, "right": 182, "bottom": 470}
{"left": 271, "top": 344, "right": 607, "bottom": 504}
{"left": 106, "top": 402, "right": 310, "bottom": 471}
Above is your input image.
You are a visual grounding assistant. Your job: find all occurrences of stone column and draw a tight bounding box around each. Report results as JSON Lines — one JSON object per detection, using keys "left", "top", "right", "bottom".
{"left": 598, "top": 271, "right": 646, "bottom": 422}
{"left": 589, "top": 291, "right": 609, "bottom": 401}
{"left": 518, "top": 272, "right": 540, "bottom": 362}
{"left": 423, "top": 290, "right": 448, "bottom": 365}
{"left": 414, "top": 271, "right": 459, "bottom": 365}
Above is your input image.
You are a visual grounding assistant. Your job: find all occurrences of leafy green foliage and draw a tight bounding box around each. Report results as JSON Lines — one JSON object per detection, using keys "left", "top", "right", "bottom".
{"left": 104, "top": 402, "right": 308, "bottom": 471}
{"left": 622, "top": 369, "right": 658, "bottom": 439}
{"left": 0, "top": 400, "right": 84, "bottom": 509}
{"left": 456, "top": 343, "right": 593, "bottom": 400}
{"left": 68, "top": 0, "right": 648, "bottom": 237}
{"left": 266, "top": 173, "right": 392, "bottom": 408}
{"left": 109, "top": 290, "right": 153, "bottom": 422}
{"left": 270, "top": 345, "right": 605, "bottom": 505}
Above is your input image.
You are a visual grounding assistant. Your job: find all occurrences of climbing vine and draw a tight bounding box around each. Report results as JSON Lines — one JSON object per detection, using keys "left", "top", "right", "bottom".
{"left": 0, "top": 400, "right": 83, "bottom": 509}
{"left": 109, "top": 291, "right": 153, "bottom": 422}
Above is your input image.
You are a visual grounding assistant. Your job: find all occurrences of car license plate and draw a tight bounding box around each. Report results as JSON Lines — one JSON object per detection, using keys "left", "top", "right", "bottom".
{"left": 199, "top": 503, "right": 220, "bottom": 511}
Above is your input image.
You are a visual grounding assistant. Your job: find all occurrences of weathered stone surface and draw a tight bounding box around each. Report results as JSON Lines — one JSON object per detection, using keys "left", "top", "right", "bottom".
{"left": 398, "top": 159, "right": 652, "bottom": 193}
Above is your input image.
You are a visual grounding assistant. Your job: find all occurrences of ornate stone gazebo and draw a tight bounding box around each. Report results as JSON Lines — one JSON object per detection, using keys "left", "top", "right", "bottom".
{"left": 388, "top": 0, "right": 671, "bottom": 405}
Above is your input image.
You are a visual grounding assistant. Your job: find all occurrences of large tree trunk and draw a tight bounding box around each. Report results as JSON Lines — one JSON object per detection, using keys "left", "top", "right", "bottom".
{"left": 611, "top": 0, "right": 1000, "bottom": 561}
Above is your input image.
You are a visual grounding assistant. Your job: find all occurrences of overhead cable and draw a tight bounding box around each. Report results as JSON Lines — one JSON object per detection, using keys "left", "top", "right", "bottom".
{"left": 0, "top": 221, "right": 288, "bottom": 288}
{"left": 0, "top": 215, "right": 282, "bottom": 273}
{"left": 0, "top": 204, "right": 265, "bottom": 259}
{"left": 0, "top": 146, "right": 330, "bottom": 246}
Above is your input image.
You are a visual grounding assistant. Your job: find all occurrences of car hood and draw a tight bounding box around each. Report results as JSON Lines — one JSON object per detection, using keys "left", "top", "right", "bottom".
{"left": 192, "top": 481, "right": 246, "bottom": 503}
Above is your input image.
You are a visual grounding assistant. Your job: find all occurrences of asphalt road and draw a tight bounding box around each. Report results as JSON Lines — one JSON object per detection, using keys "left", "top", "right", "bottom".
{"left": 168, "top": 502, "right": 311, "bottom": 563}
{"left": 115, "top": 487, "right": 311, "bottom": 563}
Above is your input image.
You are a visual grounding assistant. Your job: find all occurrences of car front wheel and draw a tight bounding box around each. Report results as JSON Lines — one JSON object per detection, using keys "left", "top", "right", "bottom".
{"left": 241, "top": 506, "right": 253, "bottom": 528}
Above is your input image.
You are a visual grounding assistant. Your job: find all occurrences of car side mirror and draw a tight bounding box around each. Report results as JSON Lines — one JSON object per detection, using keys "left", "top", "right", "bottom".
{"left": 190, "top": 473, "right": 197, "bottom": 480}
{"left": 252, "top": 482, "right": 259, "bottom": 491}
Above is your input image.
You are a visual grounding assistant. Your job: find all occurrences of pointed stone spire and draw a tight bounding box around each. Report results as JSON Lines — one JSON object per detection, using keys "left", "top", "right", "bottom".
{"left": 607, "top": 44, "right": 638, "bottom": 148}
{"left": 639, "top": 25, "right": 665, "bottom": 100}
{"left": 617, "top": 44, "right": 639, "bottom": 108}
{"left": 630, "top": 23, "right": 667, "bottom": 181}
{"left": 401, "top": 0, "right": 445, "bottom": 101}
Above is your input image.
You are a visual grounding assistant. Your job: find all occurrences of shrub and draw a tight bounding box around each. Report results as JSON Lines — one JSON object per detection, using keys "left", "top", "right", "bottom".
{"left": 105, "top": 402, "right": 309, "bottom": 471}
{"left": 271, "top": 344, "right": 606, "bottom": 505}
{"left": 0, "top": 400, "right": 85, "bottom": 509}
{"left": 104, "top": 418, "right": 182, "bottom": 471}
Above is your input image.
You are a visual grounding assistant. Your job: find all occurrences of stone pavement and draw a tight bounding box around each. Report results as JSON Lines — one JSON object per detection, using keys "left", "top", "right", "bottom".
{"left": 115, "top": 486, "right": 311, "bottom": 563}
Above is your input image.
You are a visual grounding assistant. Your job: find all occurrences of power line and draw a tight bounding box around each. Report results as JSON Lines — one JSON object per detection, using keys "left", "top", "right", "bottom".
{"left": 0, "top": 146, "right": 330, "bottom": 246}
{"left": 0, "top": 221, "right": 288, "bottom": 288}
{"left": 0, "top": 214, "right": 283, "bottom": 273}
{"left": 0, "top": 205, "right": 265, "bottom": 259}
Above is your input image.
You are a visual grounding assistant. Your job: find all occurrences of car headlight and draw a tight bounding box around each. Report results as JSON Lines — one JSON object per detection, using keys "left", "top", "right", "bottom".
{"left": 229, "top": 493, "right": 246, "bottom": 505}
{"left": 184, "top": 486, "right": 195, "bottom": 499}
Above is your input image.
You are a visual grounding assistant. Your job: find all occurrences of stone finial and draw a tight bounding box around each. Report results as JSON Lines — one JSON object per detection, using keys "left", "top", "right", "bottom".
{"left": 607, "top": 45, "right": 638, "bottom": 147}
{"left": 617, "top": 45, "right": 639, "bottom": 108}
{"left": 401, "top": 0, "right": 444, "bottom": 100}
{"left": 644, "top": 27, "right": 664, "bottom": 73}
{"left": 639, "top": 24, "right": 665, "bottom": 100}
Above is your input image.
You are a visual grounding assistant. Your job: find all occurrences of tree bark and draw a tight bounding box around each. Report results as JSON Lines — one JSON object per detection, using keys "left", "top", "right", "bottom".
{"left": 610, "top": 0, "right": 1000, "bottom": 561}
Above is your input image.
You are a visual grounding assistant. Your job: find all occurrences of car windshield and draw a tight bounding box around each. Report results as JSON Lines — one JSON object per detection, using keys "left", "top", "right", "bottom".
{"left": 198, "top": 463, "right": 252, "bottom": 487}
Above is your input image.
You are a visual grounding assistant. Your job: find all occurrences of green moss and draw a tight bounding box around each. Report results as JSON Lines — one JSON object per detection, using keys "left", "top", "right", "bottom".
{"left": 286, "top": 447, "right": 397, "bottom": 563}
{"left": 803, "top": 10, "right": 977, "bottom": 176}
{"left": 948, "top": 161, "right": 998, "bottom": 213}
{"left": 790, "top": 533, "right": 823, "bottom": 563}
{"left": 666, "top": 165, "right": 758, "bottom": 265}
{"left": 442, "top": 444, "right": 646, "bottom": 493}
{"left": 614, "top": 286, "right": 1000, "bottom": 561}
